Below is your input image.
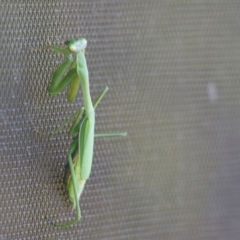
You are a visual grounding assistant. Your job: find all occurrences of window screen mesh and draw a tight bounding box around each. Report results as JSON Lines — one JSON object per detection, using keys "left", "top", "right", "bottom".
{"left": 1, "top": 1, "right": 240, "bottom": 239}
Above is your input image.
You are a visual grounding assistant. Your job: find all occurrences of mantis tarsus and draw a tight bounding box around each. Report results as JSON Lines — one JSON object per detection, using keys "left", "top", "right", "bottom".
{"left": 41, "top": 38, "right": 127, "bottom": 228}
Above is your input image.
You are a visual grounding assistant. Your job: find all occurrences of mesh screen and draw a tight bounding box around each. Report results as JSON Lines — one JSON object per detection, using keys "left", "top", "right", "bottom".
{"left": 1, "top": 1, "right": 240, "bottom": 239}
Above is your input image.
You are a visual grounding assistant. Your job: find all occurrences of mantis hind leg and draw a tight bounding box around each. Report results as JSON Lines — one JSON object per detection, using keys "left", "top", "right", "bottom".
{"left": 32, "top": 107, "right": 84, "bottom": 138}
{"left": 47, "top": 150, "right": 81, "bottom": 228}
{"left": 94, "top": 132, "right": 127, "bottom": 138}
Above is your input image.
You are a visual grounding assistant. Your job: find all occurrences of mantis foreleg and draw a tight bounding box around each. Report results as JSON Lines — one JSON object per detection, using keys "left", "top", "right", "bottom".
{"left": 43, "top": 43, "right": 81, "bottom": 101}
{"left": 48, "top": 49, "right": 73, "bottom": 95}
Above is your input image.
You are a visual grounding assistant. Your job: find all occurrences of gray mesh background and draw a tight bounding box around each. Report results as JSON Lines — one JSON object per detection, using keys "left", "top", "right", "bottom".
{"left": 1, "top": 1, "right": 240, "bottom": 239}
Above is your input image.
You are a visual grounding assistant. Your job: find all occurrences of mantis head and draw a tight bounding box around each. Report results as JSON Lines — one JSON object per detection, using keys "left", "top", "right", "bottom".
{"left": 65, "top": 38, "right": 87, "bottom": 53}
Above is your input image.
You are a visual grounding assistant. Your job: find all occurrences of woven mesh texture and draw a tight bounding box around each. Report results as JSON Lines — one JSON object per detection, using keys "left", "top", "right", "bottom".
{"left": 1, "top": 1, "right": 240, "bottom": 239}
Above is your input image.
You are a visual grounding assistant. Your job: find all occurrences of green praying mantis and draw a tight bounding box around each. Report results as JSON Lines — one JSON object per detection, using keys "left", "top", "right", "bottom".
{"left": 39, "top": 38, "right": 127, "bottom": 228}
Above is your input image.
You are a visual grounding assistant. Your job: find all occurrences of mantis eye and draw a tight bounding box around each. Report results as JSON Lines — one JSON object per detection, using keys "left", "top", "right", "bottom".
{"left": 65, "top": 39, "right": 74, "bottom": 46}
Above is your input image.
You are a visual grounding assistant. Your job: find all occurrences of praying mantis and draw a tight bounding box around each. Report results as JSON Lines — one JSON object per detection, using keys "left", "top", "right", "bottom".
{"left": 40, "top": 38, "right": 127, "bottom": 228}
